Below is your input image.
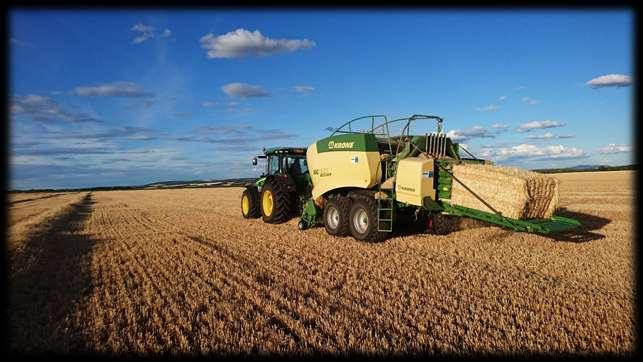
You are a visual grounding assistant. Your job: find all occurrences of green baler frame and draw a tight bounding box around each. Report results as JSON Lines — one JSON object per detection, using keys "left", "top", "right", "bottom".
{"left": 440, "top": 203, "right": 581, "bottom": 234}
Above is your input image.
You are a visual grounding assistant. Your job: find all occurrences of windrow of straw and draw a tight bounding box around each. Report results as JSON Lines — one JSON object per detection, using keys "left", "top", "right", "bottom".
{"left": 450, "top": 163, "right": 559, "bottom": 220}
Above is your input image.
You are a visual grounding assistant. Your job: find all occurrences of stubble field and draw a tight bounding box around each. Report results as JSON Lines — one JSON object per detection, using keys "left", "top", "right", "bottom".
{"left": 7, "top": 171, "right": 635, "bottom": 355}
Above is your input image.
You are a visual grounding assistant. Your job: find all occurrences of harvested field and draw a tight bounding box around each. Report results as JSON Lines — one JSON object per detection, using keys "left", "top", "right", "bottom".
{"left": 7, "top": 191, "right": 83, "bottom": 256}
{"left": 7, "top": 171, "right": 635, "bottom": 355}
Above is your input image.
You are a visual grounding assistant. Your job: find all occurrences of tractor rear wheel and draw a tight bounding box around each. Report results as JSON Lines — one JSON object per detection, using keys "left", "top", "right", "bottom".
{"left": 260, "top": 178, "right": 296, "bottom": 224}
{"left": 241, "top": 187, "right": 260, "bottom": 219}
{"left": 348, "top": 195, "right": 387, "bottom": 242}
{"left": 323, "top": 196, "right": 351, "bottom": 236}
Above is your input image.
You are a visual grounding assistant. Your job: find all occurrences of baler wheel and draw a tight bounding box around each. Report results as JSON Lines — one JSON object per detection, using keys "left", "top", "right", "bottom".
{"left": 323, "top": 196, "right": 351, "bottom": 236}
{"left": 348, "top": 195, "right": 387, "bottom": 242}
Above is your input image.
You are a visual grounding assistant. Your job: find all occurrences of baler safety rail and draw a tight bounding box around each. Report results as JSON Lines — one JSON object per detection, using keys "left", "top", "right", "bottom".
{"left": 441, "top": 203, "right": 582, "bottom": 234}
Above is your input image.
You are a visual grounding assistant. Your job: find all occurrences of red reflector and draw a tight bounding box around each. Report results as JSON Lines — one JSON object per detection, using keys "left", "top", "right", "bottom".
{"left": 426, "top": 217, "right": 433, "bottom": 228}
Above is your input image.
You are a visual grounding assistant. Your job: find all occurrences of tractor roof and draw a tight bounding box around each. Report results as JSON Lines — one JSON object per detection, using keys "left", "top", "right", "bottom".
{"left": 264, "top": 147, "right": 307, "bottom": 156}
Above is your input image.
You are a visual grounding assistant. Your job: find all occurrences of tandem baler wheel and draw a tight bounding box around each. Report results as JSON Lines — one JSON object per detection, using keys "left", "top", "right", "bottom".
{"left": 348, "top": 195, "right": 386, "bottom": 242}
{"left": 323, "top": 196, "right": 351, "bottom": 236}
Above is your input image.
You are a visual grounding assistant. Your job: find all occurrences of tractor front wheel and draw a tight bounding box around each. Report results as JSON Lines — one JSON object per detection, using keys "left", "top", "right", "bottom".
{"left": 241, "top": 187, "right": 260, "bottom": 219}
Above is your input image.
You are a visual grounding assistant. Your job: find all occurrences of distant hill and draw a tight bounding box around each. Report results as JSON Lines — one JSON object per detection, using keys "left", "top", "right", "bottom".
{"left": 532, "top": 164, "right": 636, "bottom": 174}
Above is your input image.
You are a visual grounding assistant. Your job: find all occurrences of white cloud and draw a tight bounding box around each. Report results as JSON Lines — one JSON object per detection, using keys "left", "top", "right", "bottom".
{"left": 476, "top": 105, "right": 499, "bottom": 113}
{"left": 492, "top": 144, "right": 586, "bottom": 161}
{"left": 491, "top": 123, "right": 509, "bottom": 131}
{"left": 10, "top": 94, "right": 85, "bottom": 123}
{"left": 527, "top": 132, "right": 575, "bottom": 140}
{"left": 161, "top": 29, "right": 172, "bottom": 38}
{"left": 221, "top": 82, "right": 270, "bottom": 98}
{"left": 586, "top": 74, "right": 631, "bottom": 88}
{"left": 131, "top": 24, "right": 154, "bottom": 44}
{"left": 293, "top": 85, "right": 315, "bottom": 94}
{"left": 199, "top": 28, "right": 315, "bottom": 59}
{"left": 202, "top": 101, "right": 218, "bottom": 108}
{"left": 73, "top": 82, "right": 153, "bottom": 98}
{"left": 477, "top": 147, "right": 495, "bottom": 158}
{"left": 446, "top": 126, "right": 495, "bottom": 142}
{"left": 598, "top": 144, "right": 631, "bottom": 154}
{"left": 521, "top": 96, "right": 540, "bottom": 105}
{"left": 516, "top": 120, "right": 564, "bottom": 132}
{"left": 515, "top": 85, "right": 526, "bottom": 91}
{"left": 498, "top": 95, "right": 507, "bottom": 102}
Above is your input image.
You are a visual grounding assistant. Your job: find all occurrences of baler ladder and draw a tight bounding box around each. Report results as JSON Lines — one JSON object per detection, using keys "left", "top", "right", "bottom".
{"left": 377, "top": 198, "right": 394, "bottom": 232}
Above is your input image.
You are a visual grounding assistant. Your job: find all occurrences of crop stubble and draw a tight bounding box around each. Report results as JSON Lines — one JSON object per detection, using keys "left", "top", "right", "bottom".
{"left": 7, "top": 171, "right": 634, "bottom": 354}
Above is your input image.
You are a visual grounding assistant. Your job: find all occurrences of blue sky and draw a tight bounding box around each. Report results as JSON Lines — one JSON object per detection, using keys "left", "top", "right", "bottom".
{"left": 9, "top": 10, "right": 633, "bottom": 189}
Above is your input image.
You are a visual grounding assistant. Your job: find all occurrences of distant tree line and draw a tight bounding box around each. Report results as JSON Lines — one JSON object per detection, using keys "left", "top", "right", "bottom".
{"left": 532, "top": 164, "right": 636, "bottom": 174}
{"left": 10, "top": 178, "right": 257, "bottom": 193}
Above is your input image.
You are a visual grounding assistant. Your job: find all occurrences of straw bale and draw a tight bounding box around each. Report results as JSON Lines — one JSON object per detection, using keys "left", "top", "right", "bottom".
{"left": 449, "top": 163, "right": 559, "bottom": 219}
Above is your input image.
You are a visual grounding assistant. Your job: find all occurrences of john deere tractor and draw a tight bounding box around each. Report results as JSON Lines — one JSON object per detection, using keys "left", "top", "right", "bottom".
{"left": 241, "top": 147, "right": 311, "bottom": 223}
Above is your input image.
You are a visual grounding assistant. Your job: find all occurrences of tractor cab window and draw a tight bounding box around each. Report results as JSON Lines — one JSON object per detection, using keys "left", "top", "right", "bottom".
{"left": 267, "top": 155, "right": 281, "bottom": 175}
{"left": 298, "top": 158, "right": 308, "bottom": 174}
{"left": 285, "top": 156, "right": 307, "bottom": 175}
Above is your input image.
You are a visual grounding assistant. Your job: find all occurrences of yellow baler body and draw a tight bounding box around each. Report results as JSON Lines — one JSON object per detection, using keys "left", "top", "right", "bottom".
{"left": 395, "top": 157, "right": 436, "bottom": 207}
{"left": 306, "top": 134, "right": 382, "bottom": 200}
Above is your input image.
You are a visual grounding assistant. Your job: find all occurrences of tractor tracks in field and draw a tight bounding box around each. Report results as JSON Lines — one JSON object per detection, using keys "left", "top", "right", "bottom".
{"left": 8, "top": 192, "right": 97, "bottom": 353}
{"left": 9, "top": 192, "right": 73, "bottom": 205}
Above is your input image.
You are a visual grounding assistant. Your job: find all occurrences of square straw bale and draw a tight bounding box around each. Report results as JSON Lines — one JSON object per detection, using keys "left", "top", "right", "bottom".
{"left": 449, "top": 163, "right": 559, "bottom": 219}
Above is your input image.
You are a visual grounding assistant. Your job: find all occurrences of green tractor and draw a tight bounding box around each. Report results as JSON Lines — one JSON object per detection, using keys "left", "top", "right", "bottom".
{"left": 241, "top": 147, "right": 311, "bottom": 223}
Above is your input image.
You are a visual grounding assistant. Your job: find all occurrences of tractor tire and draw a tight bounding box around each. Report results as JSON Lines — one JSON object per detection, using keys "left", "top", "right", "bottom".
{"left": 241, "top": 187, "right": 260, "bottom": 219}
{"left": 323, "top": 196, "right": 351, "bottom": 236}
{"left": 260, "top": 178, "right": 297, "bottom": 224}
{"left": 348, "top": 195, "right": 387, "bottom": 242}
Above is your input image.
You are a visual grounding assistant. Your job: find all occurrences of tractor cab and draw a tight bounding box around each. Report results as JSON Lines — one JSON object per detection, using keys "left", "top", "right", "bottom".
{"left": 242, "top": 147, "right": 310, "bottom": 223}
{"left": 253, "top": 147, "right": 308, "bottom": 177}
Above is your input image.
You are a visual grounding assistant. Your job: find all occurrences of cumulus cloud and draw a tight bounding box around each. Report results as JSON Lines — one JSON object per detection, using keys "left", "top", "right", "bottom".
{"left": 476, "top": 105, "right": 499, "bottom": 113}
{"left": 221, "top": 82, "right": 270, "bottom": 98}
{"left": 526, "top": 132, "right": 575, "bottom": 140}
{"left": 161, "top": 29, "right": 172, "bottom": 38}
{"left": 73, "top": 82, "right": 153, "bottom": 98}
{"left": 131, "top": 23, "right": 154, "bottom": 44}
{"left": 522, "top": 96, "right": 540, "bottom": 105}
{"left": 446, "top": 126, "right": 495, "bottom": 142}
{"left": 516, "top": 120, "right": 564, "bottom": 133}
{"left": 293, "top": 85, "right": 315, "bottom": 94}
{"left": 598, "top": 144, "right": 631, "bottom": 154}
{"left": 498, "top": 96, "right": 507, "bottom": 102}
{"left": 489, "top": 144, "right": 586, "bottom": 161}
{"left": 199, "top": 28, "right": 315, "bottom": 59}
{"left": 586, "top": 74, "right": 632, "bottom": 88}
